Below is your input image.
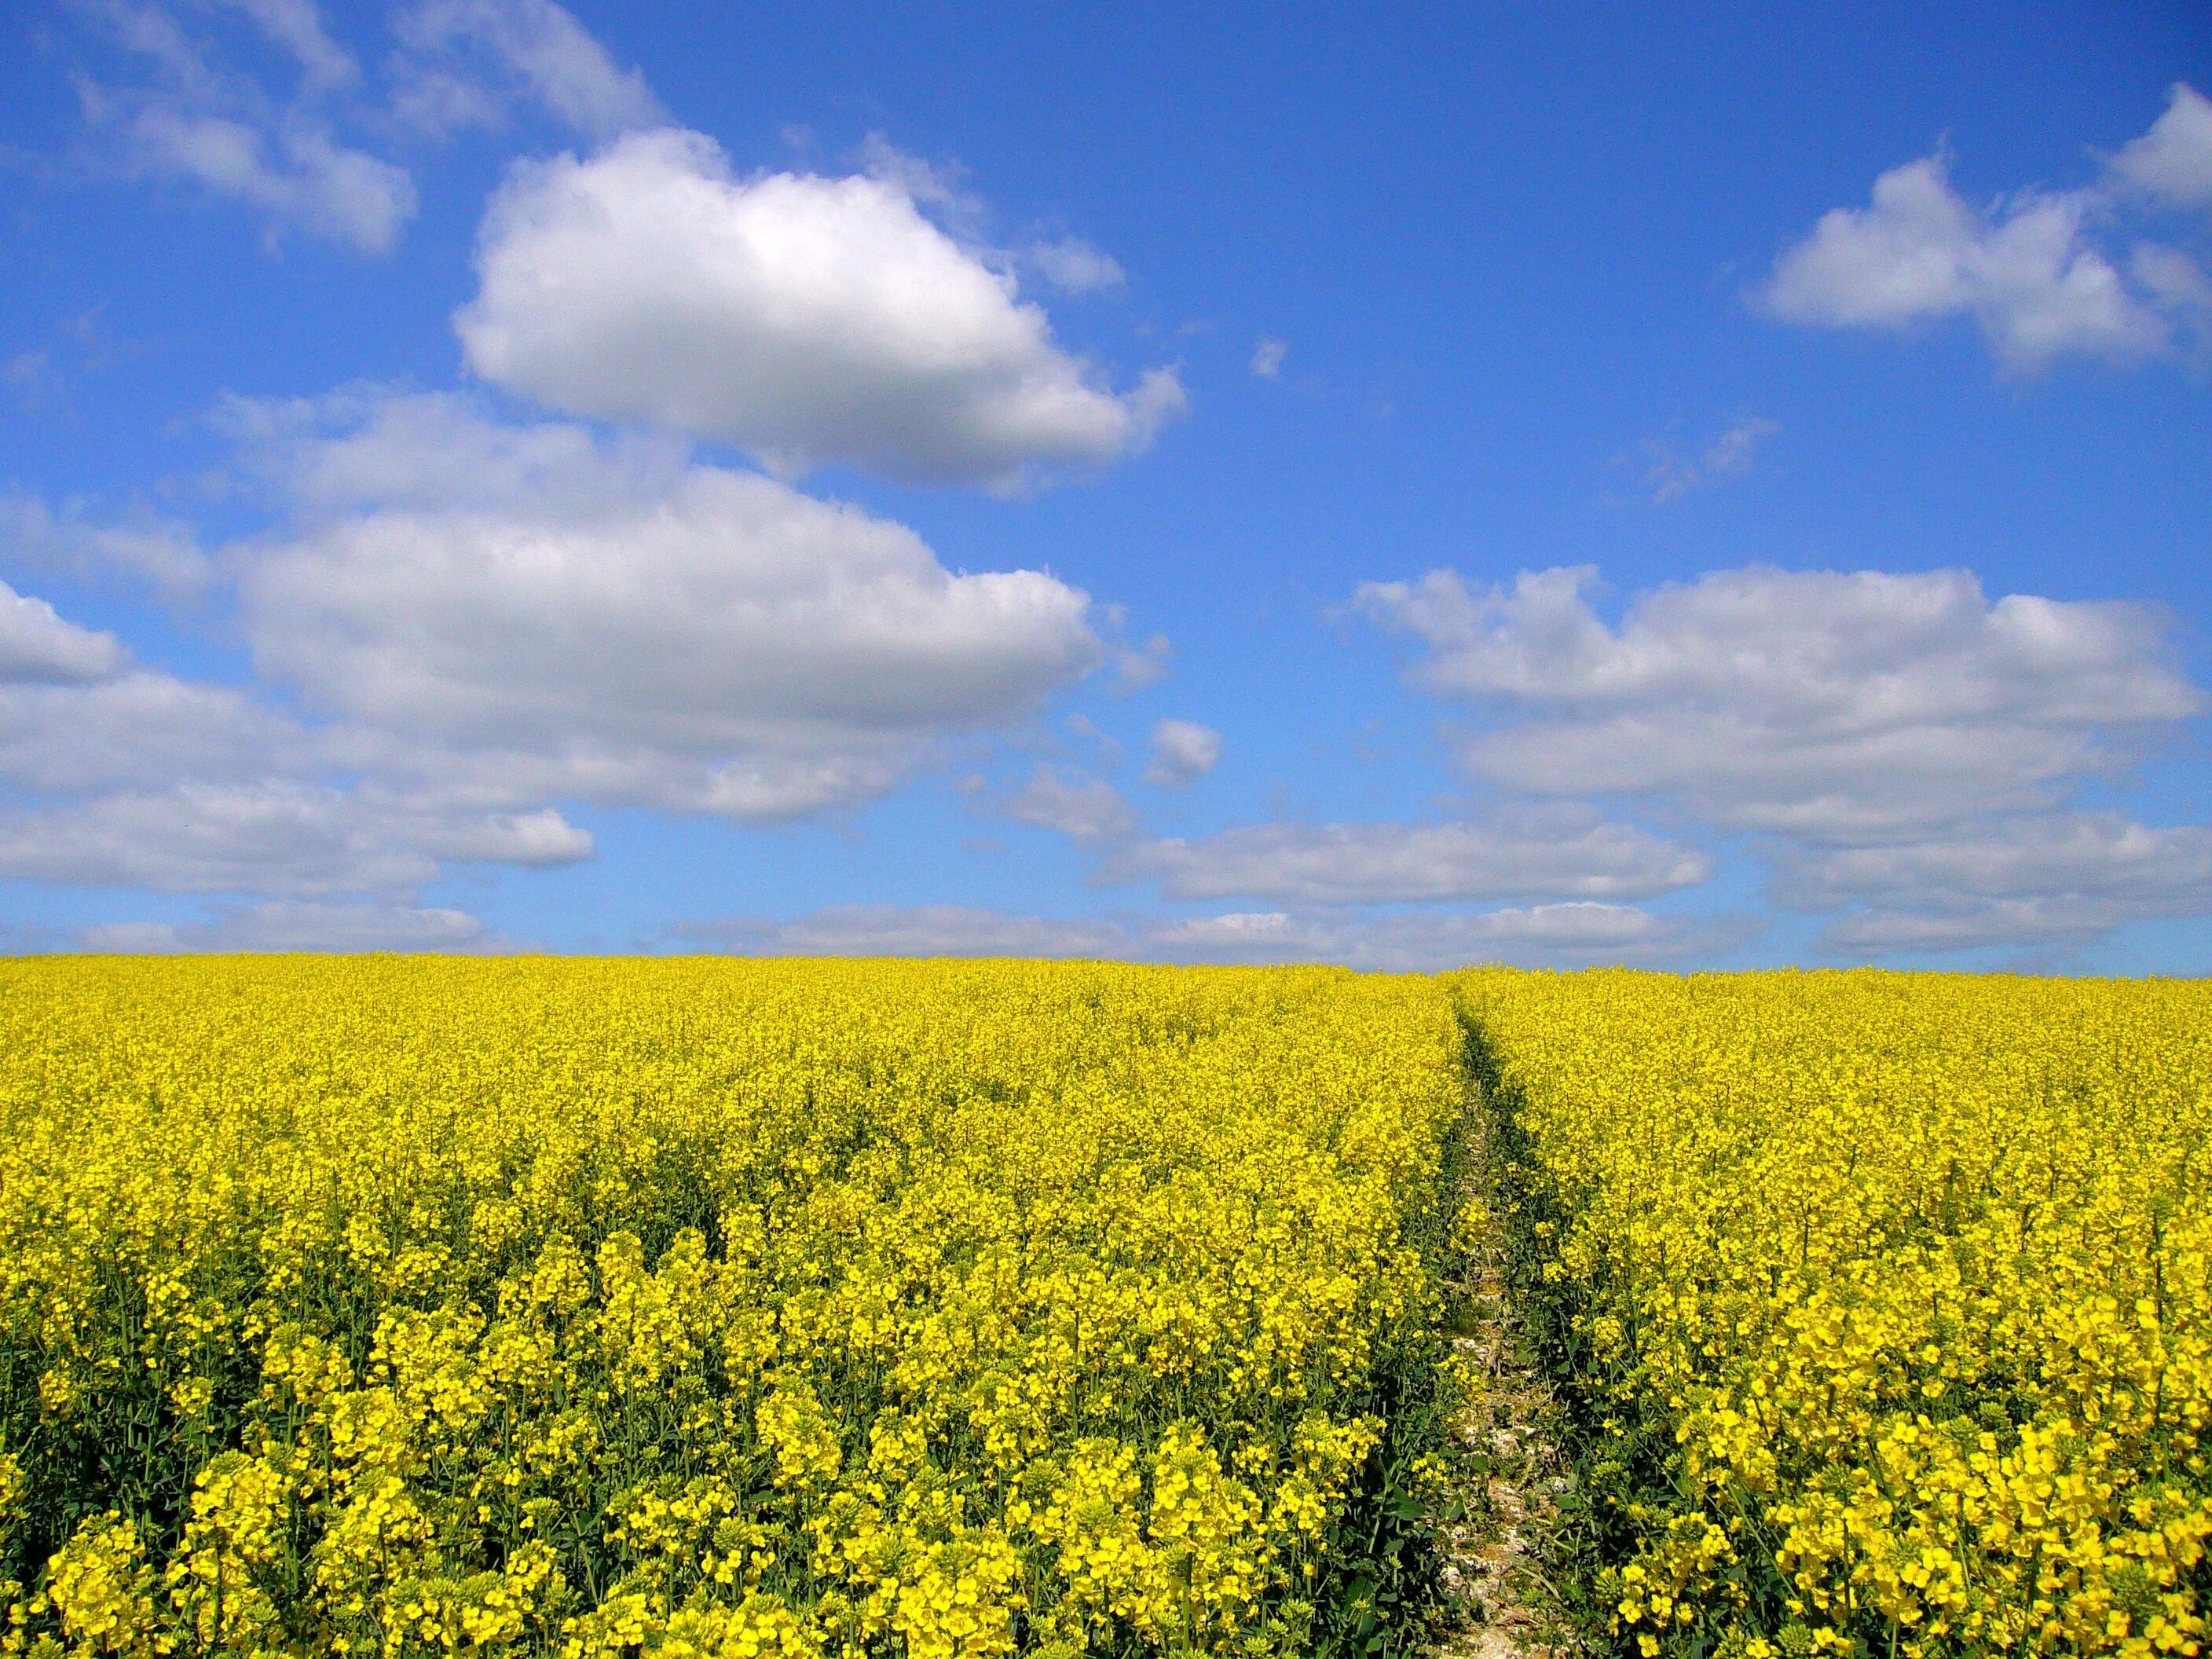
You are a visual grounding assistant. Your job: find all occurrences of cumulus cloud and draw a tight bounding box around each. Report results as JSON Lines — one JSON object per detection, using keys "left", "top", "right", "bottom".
{"left": 228, "top": 391, "right": 1104, "bottom": 819}
{"left": 0, "top": 580, "right": 126, "bottom": 684}
{"left": 71, "top": 0, "right": 667, "bottom": 254}
{"left": 1786, "top": 809, "right": 2212, "bottom": 910}
{"left": 1357, "top": 563, "right": 2201, "bottom": 844}
{"left": 1024, "top": 236, "right": 1126, "bottom": 294}
{"left": 220, "top": 0, "right": 357, "bottom": 86}
{"left": 0, "top": 375, "right": 1128, "bottom": 917}
{"left": 2132, "top": 243, "right": 2212, "bottom": 326}
{"left": 0, "top": 782, "right": 588, "bottom": 895}
{"left": 0, "top": 672, "right": 303, "bottom": 794}
{"left": 0, "top": 565, "right": 596, "bottom": 895}
{"left": 2110, "top": 83, "right": 2212, "bottom": 210}
{"left": 96, "top": 96, "right": 416, "bottom": 255}
{"left": 680, "top": 905, "right": 1127, "bottom": 960}
{"left": 75, "top": 0, "right": 414, "bottom": 255}
{"left": 1, "top": 492, "right": 212, "bottom": 594}
{"left": 1764, "top": 159, "right": 2161, "bottom": 369}
{"left": 0, "top": 785, "right": 429, "bottom": 894}
{"left": 27, "top": 10, "right": 1198, "bottom": 928}
{"left": 1357, "top": 559, "right": 2212, "bottom": 954}
{"left": 1004, "top": 765, "right": 1138, "bottom": 842}
{"left": 1142, "top": 718, "right": 1221, "bottom": 786}
{"left": 1786, "top": 811, "right": 2212, "bottom": 953}
{"left": 0, "top": 581, "right": 305, "bottom": 801}
{"left": 1121, "top": 806, "right": 1708, "bottom": 906}
{"left": 0, "top": 495, "right": 612, "bottom": 905}
{"left": 84, "top": 899, "right": 501, "bottom": 953}
{"left": 456, "top": 129, "right": 1185, "bottom": 485}
{"left": 1818, "top": 896, "right": 2199, "bottom": 954}
{"left": 1251, "top": 338, "right": 1287, "bottom": 379}
{"left": 1150, "top": 903, "right": 1759, "bottom": 972}
{"left": 1764, "top": 86, "right": 2212, "bottom": 372}
{"left": 679, "top": 900, "right": 1757, "bottom": 971}
{"left": 1113, "top": 632, "right": 1172, "bottom": 688}
{"left": 391, "top": 0, "right": 665, "bottom": 139}
{"left": 1642, "top": 416, "right": 1780, "bottom": 503}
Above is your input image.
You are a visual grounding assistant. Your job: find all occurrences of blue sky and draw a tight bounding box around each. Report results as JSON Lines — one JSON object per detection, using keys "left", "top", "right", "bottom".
{"left": 2, "top": 2, "right": 2208, "bottom": 970}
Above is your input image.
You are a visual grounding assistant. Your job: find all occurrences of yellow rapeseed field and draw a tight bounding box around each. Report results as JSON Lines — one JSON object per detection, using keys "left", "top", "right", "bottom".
{"left": 0, "top": 958, "right": 1471, "bottom": 1659}
{"left": 1452, "top": 968, "right": 2212, "bottom": 1659}
{"left": 10, "top": 955, "right": 2207, "bottom": 1659}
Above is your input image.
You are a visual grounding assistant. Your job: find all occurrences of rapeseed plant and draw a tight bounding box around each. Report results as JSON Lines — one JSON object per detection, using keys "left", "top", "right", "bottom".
{"left": 0, "top": 958, "right": 1468, "bottom": 1658}
{"left": 1456, "top": 968, "right": 2212, "bottom": 1659}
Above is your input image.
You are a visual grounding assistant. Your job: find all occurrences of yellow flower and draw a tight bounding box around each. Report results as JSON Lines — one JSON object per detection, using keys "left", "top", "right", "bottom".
{"left": 0, "top": 957, "right": 1465, "bottom": 1657}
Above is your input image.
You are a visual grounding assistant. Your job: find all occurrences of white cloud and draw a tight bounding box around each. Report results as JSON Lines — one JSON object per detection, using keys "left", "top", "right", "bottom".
{"left": 1121, "top": 805, "right": 1707, "bottom": 905}
{"left": 0, "top": 570, "right": 595, "bottom": 895}
{"left": 385, "top": 65, "right": 504, "bottom": 136}
{"left": 0, "top": 635, "right": 598, "bottom": 910}
{"left": 1142, "top": 717, "right": 1221, "bottom": 786}
{"left": 1766, "top": 88, "right": 2212, "bottom": 372}
{"left": 456, "top": 129, "right": 1185, "bottom": 485}
{"left": 218, "top": 0, "right": 357, "bottom": 88}
{"left": 1113, "top": 632, "right": 1172, "bottom": 688}
{"left": 1642, "top": 416, "right": 1780, "bottom": 503}
{"left": 1357, "top": 564, "right": 2202, "bottom": 844}
{"left": 104, "top": 100, "right": 416, "bottom": 255}
{"left": 392, "top": 0, "right": 665, "bottom": 139}
{"left": 0, "top": 785, "right": 423, "bottom": 893}
{"left": 1148, "top": 903, "right": 1759, "bottom": 972}
{"left": 1024, "top": 236, "right": 1126, "bottom": 294}
{"left": 1786, "top": 810, "right": 2212, "bottom": 953}
{"left": 0, "top": 580, "right": 126, "bottom": 684}
{"left": 214, "top": 380, "right": 684, "bottom": 514}
{"left": 0, "top": 584, "right": 303, "bottom": 800}
{"left": 1, "top": 491, "right": 213, "bottom": 594}
{"left": 1764, "top": 157, "right": 2163, "bottom": 369}
{"left": 0, "top": 782, "right": 588, "bottom": 895}
{"left": 74, "top": 0, "right": 664, "bottom": 254}
{"left": 0, "top": 373, "right": 1124, "bottom": 914}
{"left": 1358, "top": 560, "right": 2212, "bottom": 954}
{"left": 1004, "top": 765, "right": 1138, "bottom": 841}
{"left": 1816, "top": 889, "right": 2185, "bottom": 954}
{"left": 0, "top": 672, "right": 299, "bottom": 793}
{"left": 75, "top": 0, "right": 416, "bottom": 255}
{"left": 2111, "top": 83, "right": 2212, "bottom": 210}
{"left": 1788, "top": 808, "right": 2212, "bottom": 908}
{"left": 854, "top": 134, "right": 979, "bottom": 225}
{"left": 85, "top": 899, "right": 500, "bottom": 953}
{"left": 230, "top": 391, "right": 1104, "bottom": 819}
{"left": 1251, "top": 338, "right": 1287, "bottom": 379}
{"left": 2130, "top": 244, "right": 2212, "bottom": 359}
{"left": 679, "top": 900, "right": 1756, "bottom": 971}
{"left": 681, "top": 904, "right": 1127, "bottom": 960}
{"left": 1818, "top": 895, "right": 2194, "bottom": 954}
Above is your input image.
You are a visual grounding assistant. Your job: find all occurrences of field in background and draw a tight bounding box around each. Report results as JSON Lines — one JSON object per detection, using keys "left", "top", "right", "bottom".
{"left": 0, "top": 959, "right": 1470, "bottom": 1659}
{"left": 1456, "top": 969, "right": 2212, "bottom": 1659}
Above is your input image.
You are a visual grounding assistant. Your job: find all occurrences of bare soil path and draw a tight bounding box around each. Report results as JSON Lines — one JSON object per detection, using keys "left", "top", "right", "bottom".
{"left": 1431, "top": 1082, "right": 1579, "bottom": 1659}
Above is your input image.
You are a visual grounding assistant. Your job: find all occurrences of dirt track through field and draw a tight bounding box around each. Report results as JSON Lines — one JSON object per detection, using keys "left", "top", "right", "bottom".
{"left": 1433, "top": 1077, "right": 1575, "bottom": 1659}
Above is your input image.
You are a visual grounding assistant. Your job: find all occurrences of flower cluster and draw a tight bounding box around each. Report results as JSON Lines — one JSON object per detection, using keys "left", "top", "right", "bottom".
{"left": 1455, "top": 968, "right": 2212, "bottom": 1659}
{"left": 0, "top": 958, "right": 1467, "bottom": 1657}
